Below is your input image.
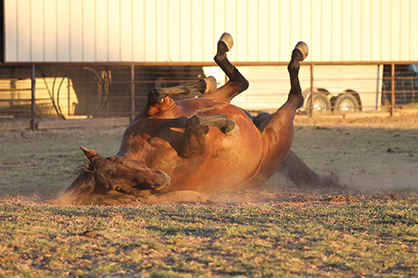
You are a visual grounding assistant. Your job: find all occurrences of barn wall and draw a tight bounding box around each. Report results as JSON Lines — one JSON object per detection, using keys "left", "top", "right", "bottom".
{"left": 4, "top": 0, "right": 418, "bottom": 63}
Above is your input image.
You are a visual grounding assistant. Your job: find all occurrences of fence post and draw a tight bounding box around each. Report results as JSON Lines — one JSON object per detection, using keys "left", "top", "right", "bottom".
{"left": 309, "top": 63, "right": 314, "bottom": 117}
{"left": 31, "top": 64, "right": 36, "bottom": 131}
{"left": 130, "top": 65, "right": 135, "bottom": 122}
{"left": 390, "top": 63, "right": 395, "bottom": 116}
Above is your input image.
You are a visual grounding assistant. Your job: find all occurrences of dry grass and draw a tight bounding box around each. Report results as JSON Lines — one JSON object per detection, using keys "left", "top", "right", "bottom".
{"left": 1, "top": 196, "right": 417, "bottom": 277}
{"left": 1, "top": 114, "right": 418, "bottom": 277}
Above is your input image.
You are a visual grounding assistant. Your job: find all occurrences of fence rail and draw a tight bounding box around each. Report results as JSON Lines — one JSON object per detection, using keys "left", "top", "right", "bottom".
{"left": 0, "top": 63, "right": 417, "bottom": 130}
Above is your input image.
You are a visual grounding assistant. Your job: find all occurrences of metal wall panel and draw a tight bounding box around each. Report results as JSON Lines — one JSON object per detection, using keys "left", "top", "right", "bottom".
{"left": 69, "top": 0, "right": 83, "bottom": 61}
{"left": 3, "top": 0, "right": 418, "bottom": 63}
{"left": 31, "top": 0, "right": 44, "bottom": 61}
{"left": 57, "top": 0, "right": 70, "bottom": 61}
{"left": 411, "top": 0, "right": 418, "bottom": 61}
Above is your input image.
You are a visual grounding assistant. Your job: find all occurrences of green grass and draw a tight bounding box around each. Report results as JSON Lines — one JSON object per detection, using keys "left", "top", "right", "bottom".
{"left": 1, "top": 198, "right": 417, "bottom": 277}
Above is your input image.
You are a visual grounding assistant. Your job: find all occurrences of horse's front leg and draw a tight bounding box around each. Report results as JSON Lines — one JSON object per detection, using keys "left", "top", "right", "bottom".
{"left": 181, "top": 114, "right": 238, "bottom": 158}
{"left": 143, "top": 77, "right": 217, "bottom": 117}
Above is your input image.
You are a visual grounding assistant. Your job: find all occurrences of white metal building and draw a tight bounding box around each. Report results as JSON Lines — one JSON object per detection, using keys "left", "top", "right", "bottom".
{"left": 3, "top": 0, "right": 418, "bottom": 64}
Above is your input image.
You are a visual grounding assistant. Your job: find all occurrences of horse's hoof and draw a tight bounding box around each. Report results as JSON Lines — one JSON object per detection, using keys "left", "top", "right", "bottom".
{"left": 294, "top": 41, "right": 309, "bottom": 61}
{"left": 202, "top": 76, "right": 217, "bottom": 94}
{"left": 219, "top": 33, "right": 234, "bottom": 52}
{"left": 152, "top": 170, "right": 171, "bottom": 190}
{"left": 223, "top": 120, "right": 239, "bottom": 136}
{"left": 225, "top": 124, "right": 239, "bottom": 136}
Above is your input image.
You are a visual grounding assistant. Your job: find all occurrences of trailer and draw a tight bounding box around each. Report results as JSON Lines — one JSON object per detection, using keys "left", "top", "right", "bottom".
{"left": 205, "top": 64, "right": 385, "bottom": 113}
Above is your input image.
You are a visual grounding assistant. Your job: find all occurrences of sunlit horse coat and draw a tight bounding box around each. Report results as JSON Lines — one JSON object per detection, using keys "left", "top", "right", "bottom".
{"left": 60, "top": 33, "right": 309, "bottom": 205}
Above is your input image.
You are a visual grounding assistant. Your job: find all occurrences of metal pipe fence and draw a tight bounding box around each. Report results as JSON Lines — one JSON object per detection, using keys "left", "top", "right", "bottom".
{"left": 0, "top": 63, "right": 416, "bottom": 130}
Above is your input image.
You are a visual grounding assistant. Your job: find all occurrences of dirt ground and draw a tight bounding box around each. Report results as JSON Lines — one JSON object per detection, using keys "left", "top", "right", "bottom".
{"left": 293, "top": 111, "right": 418, "bottom": 130}
{"left": 2, "top": 112, "right": 418, "bottom": 206}
{"left": 128, "top": 112, "right": 418, "bottom": 206}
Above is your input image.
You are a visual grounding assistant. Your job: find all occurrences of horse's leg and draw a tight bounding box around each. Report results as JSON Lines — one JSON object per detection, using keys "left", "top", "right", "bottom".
{"left": 143, "top": 77, "right": 217, "bottom": 117}
{"left": 247, "top": 41, "right": 309, "bottom": 187}
{"left": 147, "top": 77, "right": 217, "bottom": 105}
{"left": 202, "top": 33, "right": 249, "bottom": 103}
{"left": 181, "top": 114, "right": 238, "bottom": 158}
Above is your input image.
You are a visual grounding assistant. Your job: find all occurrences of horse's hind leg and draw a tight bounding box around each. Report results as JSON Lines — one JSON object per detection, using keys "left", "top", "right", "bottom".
{"left": 181, "top": 114, "right": 238, "bottom": 158}
{"left": 202, "top": 33, "right": 249, "bottom": 103}
{"left": 248, "top": 41, "right": 308, "bottom": 187}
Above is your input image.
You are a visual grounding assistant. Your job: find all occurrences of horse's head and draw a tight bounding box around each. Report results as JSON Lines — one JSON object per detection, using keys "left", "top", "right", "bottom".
{"left": 58, "top": 147, "right": 171, "bottom": 205}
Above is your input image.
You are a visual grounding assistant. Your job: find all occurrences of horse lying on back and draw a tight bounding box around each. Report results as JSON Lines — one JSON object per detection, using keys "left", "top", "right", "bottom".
{"left": 60, "top": 33, "right": 317, "bottom": 205}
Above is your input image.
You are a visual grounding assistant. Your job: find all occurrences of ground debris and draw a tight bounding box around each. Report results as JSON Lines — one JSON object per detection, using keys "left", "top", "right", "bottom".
{"left": 319, "top": 195, "right": 359, "bottom": 203}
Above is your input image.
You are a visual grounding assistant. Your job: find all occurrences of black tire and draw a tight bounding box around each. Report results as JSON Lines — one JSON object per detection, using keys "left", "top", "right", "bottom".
{"left": 306, "top": 93, "right": 331, "bottom": 114}
{"left": 334, "top": 94, "right": 359, "bottom": 113}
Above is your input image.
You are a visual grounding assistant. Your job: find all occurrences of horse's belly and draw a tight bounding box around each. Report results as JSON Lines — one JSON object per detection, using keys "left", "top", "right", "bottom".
{"left": 165, "top": 119, "right": 263, "bottom": 192}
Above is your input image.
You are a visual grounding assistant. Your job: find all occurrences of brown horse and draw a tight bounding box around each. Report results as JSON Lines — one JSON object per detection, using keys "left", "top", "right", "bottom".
{"left": 60, "top": 33, "right": 309, "bottom": 205}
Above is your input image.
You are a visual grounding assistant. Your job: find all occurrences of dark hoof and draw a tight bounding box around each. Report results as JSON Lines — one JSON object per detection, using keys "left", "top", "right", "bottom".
{"left": 294, "top": 41, "right": 309, "bottom": 61}
{"left": 222, "top": 118, "right": 239, "bottom": 136}
{"left": 219, "top": 33, "right": 234, "bottom": 52}
{"left": 202, "top": 76, "right": 218, "bottom": 94}
{"left": 224, "top": 123, "right": 239, "bottom": 136}
{"left": 152, "top": 170, "right": 171, "bottom": 191}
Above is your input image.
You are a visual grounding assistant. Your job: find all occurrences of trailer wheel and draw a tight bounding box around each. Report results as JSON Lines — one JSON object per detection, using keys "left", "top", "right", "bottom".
{"left": 334, "top": 93, "right": 359, "bottom": 113}
{"left": 306, "top": 93, "right": 331, "bottom": 114}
